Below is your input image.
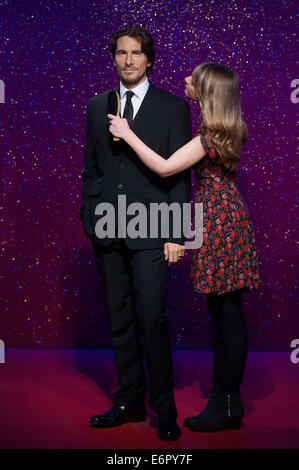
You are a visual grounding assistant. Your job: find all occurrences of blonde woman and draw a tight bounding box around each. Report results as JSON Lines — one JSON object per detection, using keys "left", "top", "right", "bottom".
{"left": 108, "top": 62, "right": 260, "bottom": 432}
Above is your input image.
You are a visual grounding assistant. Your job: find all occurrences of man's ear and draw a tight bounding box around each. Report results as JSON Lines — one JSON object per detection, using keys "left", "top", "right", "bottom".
{"left": 147, "top": 62, "right": 152, "bottom": 68}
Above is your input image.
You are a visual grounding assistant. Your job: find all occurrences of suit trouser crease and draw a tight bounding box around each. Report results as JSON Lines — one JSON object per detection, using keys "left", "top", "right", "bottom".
{"left": 93, "top": 238, "right": 177, "bottom": 417}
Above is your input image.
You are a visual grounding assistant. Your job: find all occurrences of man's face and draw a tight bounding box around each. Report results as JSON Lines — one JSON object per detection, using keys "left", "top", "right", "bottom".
{"left": 113, "top": 35, "right": 152, "bottom": 88}
{"left": 184, "top": 75, "right": 198, "bottom": 101}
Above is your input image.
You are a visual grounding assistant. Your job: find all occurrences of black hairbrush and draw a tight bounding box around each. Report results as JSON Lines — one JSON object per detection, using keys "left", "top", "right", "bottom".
{"left": 108, "top": 90, "right": 121, "bottom": 142}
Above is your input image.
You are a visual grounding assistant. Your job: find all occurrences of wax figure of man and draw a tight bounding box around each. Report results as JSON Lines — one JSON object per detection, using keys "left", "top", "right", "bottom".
{"left": 80, "top": 25, "right": 192, "bottom": 440}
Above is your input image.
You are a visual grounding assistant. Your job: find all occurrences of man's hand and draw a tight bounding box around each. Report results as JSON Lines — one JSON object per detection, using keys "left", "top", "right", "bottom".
{"left": 164, "top": 242, "right": 185, "bottom": 265}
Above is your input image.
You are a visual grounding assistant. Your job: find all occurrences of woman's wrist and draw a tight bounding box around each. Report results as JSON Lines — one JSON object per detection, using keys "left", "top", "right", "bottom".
{"left": 124, "top": 128, "right": 135, "bottom": 143}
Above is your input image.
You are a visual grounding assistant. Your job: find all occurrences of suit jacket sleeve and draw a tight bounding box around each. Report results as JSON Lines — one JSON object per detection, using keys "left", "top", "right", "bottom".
{"left": 165, "top": 99, "right": 192, "bottom": 245}
{"left": 80, "top": 100, "right": 99, "bottom": 221}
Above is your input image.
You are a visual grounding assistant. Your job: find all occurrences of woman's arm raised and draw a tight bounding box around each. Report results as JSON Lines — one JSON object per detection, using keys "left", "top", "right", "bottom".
{"left": 107, "top": 114, "right": 206, "bottom": 178}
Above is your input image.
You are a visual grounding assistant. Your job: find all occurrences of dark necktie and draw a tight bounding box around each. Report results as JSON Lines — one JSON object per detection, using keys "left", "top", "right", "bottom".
{"left": 123, "top": 90, "right": 134, "bottom": 126}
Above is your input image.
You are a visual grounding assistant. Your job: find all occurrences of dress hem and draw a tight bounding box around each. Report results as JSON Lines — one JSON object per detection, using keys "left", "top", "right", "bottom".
{"left": 192, "top": 280, "right": 261, "bottom": 296}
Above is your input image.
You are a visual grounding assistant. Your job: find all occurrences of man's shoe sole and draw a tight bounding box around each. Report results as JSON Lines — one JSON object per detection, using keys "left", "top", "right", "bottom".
{"left": 88, "top": 415, "right": 146, "bottom": 428}
{"left": 158, "top": 432, "right": 181, "bottom": 441}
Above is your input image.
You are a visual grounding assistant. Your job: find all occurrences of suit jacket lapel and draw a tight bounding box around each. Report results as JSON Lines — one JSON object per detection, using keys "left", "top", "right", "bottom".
{"left": 130, "top": 82, "right": 156, "bottom": 136}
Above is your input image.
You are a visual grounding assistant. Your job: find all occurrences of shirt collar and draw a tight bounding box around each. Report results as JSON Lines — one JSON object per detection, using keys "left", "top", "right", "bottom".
{"left": 119, "top": 77, "right": 149, "bottom": 100}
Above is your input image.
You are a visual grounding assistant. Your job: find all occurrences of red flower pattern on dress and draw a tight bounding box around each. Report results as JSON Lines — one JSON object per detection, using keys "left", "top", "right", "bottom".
{"left": 191, "top": 126, "right": 261, "bottom": 295}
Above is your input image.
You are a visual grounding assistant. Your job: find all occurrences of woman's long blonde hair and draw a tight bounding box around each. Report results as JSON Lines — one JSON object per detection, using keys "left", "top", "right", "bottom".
{"left": 192, "top": 62, "right": 248, "bottom": 173}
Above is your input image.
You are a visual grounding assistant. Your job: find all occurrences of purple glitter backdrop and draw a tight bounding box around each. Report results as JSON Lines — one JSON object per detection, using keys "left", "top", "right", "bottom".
{"left": 0, "top": 0, "right": 298, "bottom": 349}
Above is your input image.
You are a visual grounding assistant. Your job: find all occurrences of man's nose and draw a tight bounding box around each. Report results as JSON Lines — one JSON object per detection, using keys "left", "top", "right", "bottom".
{"left": 126, "top": 53, "right": 134, "bottom": 65}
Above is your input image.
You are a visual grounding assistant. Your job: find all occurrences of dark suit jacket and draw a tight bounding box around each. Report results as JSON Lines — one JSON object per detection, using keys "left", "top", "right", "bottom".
{"left": 80, "top": 80, "right": 192, "bottom": 249}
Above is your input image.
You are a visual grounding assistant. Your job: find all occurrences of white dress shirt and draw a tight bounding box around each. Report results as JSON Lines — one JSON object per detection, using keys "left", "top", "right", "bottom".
{"left": 119, "top": 77, "right": 150, "bottom": 120}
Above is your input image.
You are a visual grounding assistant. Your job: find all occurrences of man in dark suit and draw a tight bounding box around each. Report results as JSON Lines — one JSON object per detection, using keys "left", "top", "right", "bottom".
{"left": 80, "top": 26, "right": 192, "bottom": 440}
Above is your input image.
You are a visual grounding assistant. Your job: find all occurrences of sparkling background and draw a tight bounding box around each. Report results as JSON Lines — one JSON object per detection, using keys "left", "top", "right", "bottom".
{"left": 0, "top": 0, "right": 298, "bottom": 348}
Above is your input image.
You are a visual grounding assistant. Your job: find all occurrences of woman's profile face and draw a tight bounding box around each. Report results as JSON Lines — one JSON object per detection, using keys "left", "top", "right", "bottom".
{"left": 184, "top": 75, "right": 198, "bottom": 101}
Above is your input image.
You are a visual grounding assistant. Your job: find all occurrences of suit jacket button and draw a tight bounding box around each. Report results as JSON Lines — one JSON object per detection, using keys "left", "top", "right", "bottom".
{"left": 118, "top": 184, "right": 123, "bottom": 190}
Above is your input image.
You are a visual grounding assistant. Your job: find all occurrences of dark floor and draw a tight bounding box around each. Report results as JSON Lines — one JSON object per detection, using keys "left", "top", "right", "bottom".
{"left": 0, "top": 349, "right": 298, "bottom": 449}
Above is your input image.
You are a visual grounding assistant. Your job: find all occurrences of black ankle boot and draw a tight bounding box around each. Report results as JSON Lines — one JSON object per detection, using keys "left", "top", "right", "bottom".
{"left": 186, "top": 390, "right": 244, "bottom": 432}
{"left": 183, "top": 387, "right": 224, "bottom": 427}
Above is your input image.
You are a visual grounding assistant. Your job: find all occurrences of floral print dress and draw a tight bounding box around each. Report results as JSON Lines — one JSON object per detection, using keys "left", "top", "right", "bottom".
{"left": 191, "top": 126, "right": 261, "bottom": 295}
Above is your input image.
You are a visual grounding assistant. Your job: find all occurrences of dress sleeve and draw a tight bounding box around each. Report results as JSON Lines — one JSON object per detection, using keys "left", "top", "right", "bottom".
{"left": 198, "top": 126, "right": 217, "bottom": 162}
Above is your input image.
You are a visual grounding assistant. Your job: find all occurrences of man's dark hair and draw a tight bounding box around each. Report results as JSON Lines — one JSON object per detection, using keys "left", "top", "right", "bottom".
{"left": 109, "top": 25, "right": 155, "bottom": 76}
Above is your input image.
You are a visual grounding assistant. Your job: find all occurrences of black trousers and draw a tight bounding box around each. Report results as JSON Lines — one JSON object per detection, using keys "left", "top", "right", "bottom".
{"left": 206, "top": 289, "right": 248, "bottom": 394}
{"left": 92, "top": 238, "right": 177, "bottom": 418}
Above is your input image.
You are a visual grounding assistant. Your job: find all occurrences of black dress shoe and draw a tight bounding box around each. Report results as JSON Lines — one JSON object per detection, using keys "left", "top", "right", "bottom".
{"left": 89, "top": 403, "right": 146, "bottom": 428}
{"left": 158, "top": 418, "right": 181, "bottom": 441}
